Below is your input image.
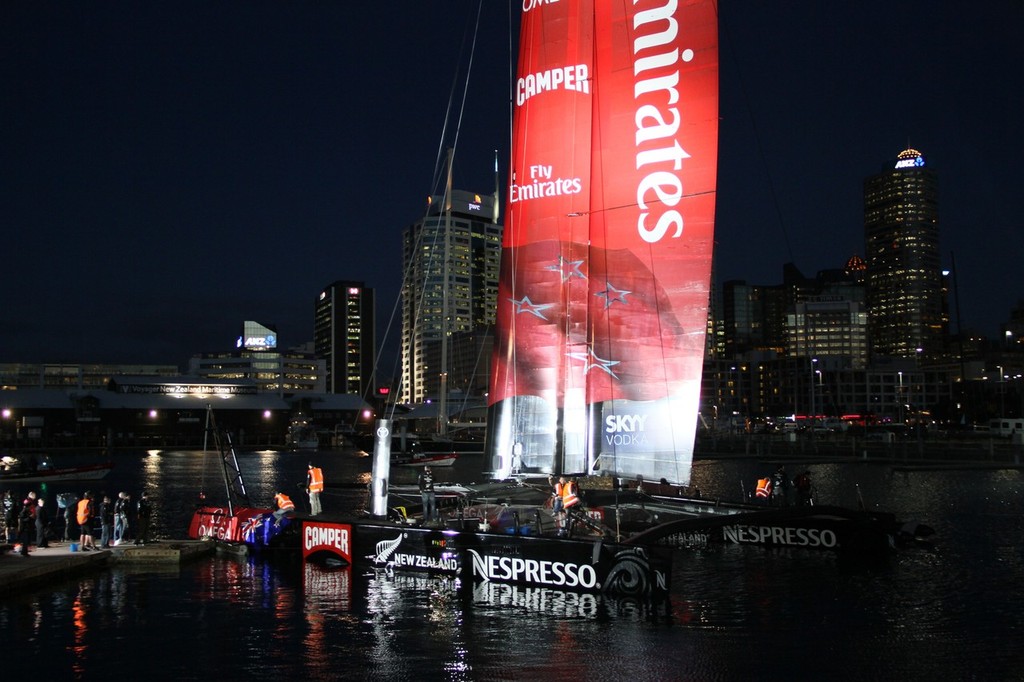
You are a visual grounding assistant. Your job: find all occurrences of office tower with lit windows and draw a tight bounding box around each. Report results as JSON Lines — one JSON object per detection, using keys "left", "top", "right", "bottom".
{"left": 314, "top": 282, "right": 375, "bottom": 397}
{"left": 401, "top": 189, "right": 501, "bottom": 405}
{"left": 864, "top": 148, "right": 943, "bottom": 360}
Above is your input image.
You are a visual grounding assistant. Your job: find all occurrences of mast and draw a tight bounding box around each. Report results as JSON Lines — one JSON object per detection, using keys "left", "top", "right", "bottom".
{"left": 438, "top": 147, "right": 454, "bottom": 437}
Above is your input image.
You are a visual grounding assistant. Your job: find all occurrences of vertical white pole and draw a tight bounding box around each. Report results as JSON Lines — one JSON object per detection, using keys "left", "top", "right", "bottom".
{"left": 369, "top": 419, "right": 393, "bottom": 518}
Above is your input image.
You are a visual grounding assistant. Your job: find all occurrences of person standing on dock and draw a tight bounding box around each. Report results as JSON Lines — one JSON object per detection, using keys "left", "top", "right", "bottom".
{"left": 99, "top": 495, "right": 114, "bottom": 548}
{"left": 61, "top": 493, "right": 78, "bottom": 542}
{"left": 306, "top": 463, "right": 324, "bottom": 516}
{"left": 34, "top": 496, "right": 50, "bottom": 549}
{"left": 113, "top": 492, "right": 129, "bottom": 545}
{"left": 135, "top": 491, "right": 152, "bottom": 545}
{"left": 18, "top": 491, "right": 36, "bottom": 556}
{"left": 77, "top": 492, "right": 96, "bottom": 551}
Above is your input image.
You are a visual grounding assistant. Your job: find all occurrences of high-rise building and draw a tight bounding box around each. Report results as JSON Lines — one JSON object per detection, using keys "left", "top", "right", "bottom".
{"left": 401, "top": 189, "right": 501, "bottom": 404}
{"left": 864, "top": 148, "right": 943, "bottom": 360}
{"left": 314, "top": 282, "right": 375, "bottom": 397}
{"left": 786, "top": 298, "right": 869, "bottom": 369}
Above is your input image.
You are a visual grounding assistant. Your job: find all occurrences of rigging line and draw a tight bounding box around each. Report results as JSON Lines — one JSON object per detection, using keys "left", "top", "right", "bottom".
{"left": 444, "top": 0, "right": 484, "bottom": 184}
{"left": 429, "top": 1, "right": 482, "bottom": 196}
{"left": 372, "top": 6, "right": 484, "bottom": 415}
{"left": 562, "top": 188, "right": 718, "bottom": 219}
{"left": 717, "top": 0, "right": 795, "bottom": 265}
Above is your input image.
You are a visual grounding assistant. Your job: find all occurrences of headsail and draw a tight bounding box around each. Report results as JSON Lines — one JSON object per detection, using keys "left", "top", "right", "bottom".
{"left": 487, "top": 0, "right": 718, "bottom": 486}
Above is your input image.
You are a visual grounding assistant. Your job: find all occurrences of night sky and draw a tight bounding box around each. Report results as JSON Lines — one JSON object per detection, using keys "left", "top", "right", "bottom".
{"left": 2, "top": 1, "right": 1021, "bottom": 370}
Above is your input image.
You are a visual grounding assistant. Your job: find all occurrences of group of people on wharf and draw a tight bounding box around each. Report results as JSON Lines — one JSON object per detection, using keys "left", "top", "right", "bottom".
{"left": 272, "top": 462, "right": 325, "bottom": 523}
{"left": 1, "top": 487, "right": 153, "bottom": 556}
{"left": 754, "top": 465, "right": 814, "bottom": 507}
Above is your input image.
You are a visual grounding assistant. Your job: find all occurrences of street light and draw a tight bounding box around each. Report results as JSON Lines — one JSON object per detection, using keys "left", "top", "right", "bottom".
{"left": 998, "top": 365, "right": 1005, "bottom": 418}
{"left": 898, "top": 371, "right": 904, "bottom": 424}
{"left": 810, "top": 357, "right": 818, "bottom": 426}
{"left": 816, "top": 368, "right": 823, "bottom": 407}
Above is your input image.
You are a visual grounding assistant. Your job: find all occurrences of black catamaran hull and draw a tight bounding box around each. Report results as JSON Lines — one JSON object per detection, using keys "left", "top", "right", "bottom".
{"left": 299, "top": 517, "right": 672, "bottom": 597}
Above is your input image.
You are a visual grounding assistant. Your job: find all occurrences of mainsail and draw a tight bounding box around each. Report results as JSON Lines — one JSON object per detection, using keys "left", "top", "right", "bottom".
{"left": 487, "top": 0, "right": 718, "bottom": 485}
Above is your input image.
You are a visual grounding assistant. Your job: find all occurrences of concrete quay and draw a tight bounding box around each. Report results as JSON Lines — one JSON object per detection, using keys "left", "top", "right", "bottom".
{"left": 0, "top": 539, "right": 215, "bottom": 596}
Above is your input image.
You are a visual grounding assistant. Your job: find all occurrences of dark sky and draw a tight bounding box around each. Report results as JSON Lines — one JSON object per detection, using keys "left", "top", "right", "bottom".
{"left": 2, "top": 1, "right": 1021, "bottom": 369}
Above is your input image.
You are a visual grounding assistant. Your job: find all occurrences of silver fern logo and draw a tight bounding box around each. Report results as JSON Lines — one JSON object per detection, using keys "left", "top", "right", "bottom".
{"left": 369, "top": 533, "right": 404, "bottom": 567}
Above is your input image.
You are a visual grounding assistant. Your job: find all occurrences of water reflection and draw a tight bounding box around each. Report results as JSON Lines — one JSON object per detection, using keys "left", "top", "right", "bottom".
{"left": 4, "top": 451, "right": 1023, "bottom": 678}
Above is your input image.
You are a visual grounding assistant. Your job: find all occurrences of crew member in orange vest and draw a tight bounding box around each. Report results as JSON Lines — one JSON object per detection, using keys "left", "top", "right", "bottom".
{"left": 77, "top": 492, "right": 97, "bottom": 551}
{"left": 306, "top": 463, "right": 324, "bottom": 516}
{"left": 557, "top": 475, "right": 581, "bottom": 532}
{"left": 561, "top": 477, "right": 580, "bottom": 511}
{"left": 550, "top": 475, "right": 565, "bottom": 516}
{"left": 273, "top": 491, "right": 295, "bottom": 523}
{"left": 755, "top": 478, "right": 772, "bottom": 501}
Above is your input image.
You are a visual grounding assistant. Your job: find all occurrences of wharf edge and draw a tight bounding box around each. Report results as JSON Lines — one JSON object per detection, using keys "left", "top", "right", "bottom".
{"left": 0, "top": 539, "right": 214, "bottom": 597}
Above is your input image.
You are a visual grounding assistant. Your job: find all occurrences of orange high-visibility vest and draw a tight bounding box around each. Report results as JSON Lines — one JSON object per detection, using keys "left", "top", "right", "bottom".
{"left": 755, "top": 478, "right": 772, "bottom": 498}
{"left": 308, "top": 467, "right": 324, "bottom": 492}
{"left": 274, "top": 493, "right": 295, "bottom": 511}
{"left": 76, "top": 498, "right": 91, "bottom": 525}
{"left": 562, "top": 480, "right": 580, "bottom": 509}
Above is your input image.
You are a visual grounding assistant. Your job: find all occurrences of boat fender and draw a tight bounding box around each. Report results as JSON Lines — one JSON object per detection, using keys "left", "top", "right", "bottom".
{"left": 592, "top": 539, "right": 603, "bottom": 564}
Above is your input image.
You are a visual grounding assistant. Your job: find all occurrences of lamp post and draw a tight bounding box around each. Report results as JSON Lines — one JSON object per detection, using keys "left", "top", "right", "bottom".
{"left": 733, "top": 364, "right": 741, "bottom": 417}
{"left": 897, "top": 371, "right": 904, "bottom": 424}
{"left": 998, "top": 365, "right": 1005, "bottom": 418}
{"left": 809, "top": 358, "right": 818, "bottom": 426}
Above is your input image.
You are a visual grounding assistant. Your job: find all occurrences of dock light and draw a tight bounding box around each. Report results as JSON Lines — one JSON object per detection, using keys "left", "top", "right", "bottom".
{"left": 1, "top": 409, "right": 10, "bottom": 419}
{"left": 149, "top": 409, "right": 158, "bottom": 419}
{"left": 263, "top": 410, "right": 272, "bottom": 419}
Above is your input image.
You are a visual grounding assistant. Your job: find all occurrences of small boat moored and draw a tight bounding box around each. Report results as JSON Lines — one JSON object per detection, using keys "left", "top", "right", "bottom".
{"left": 0, "top": 455, "right": 113, "bottom": 484}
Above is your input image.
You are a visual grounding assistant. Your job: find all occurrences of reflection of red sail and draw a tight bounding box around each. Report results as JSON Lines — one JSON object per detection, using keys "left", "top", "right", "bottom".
{"left": 488, "top": 0, "right": 718, "bottom": 484}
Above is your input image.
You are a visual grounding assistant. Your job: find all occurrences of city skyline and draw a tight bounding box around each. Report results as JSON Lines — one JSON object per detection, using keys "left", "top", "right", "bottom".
{"left": 2, "top": 1, "right": 1021, "bottom": 368}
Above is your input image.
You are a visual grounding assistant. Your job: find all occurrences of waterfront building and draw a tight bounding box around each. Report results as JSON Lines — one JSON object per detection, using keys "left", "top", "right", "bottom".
{"left": 864, "top": 148, "right": 945, "bottom": 361}
{"left": 400, "top": 189, "right": 502, "bottom": 405}
{"left": 700, "top": 355, "right": 956, "bottom": 425}
{"left": 314, "top": 281, "right": 376, "bottom": 398}
{"left": 705, "top": 275, "right": 725, "bottom": 360}
{"left": 0, "top": 376, "right": 372, "bottom": 449}
{"left": 0, "top": 362, "right": 180, "bottom": 391}
{"left": 188, "top": 321, "right": 325, "bottom": 394}
{"left": 723, "top": 262, "right": 866, "bottom": 363}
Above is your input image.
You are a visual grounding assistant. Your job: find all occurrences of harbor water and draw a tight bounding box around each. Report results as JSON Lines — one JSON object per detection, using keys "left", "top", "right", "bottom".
{"left": 2, "top": 448, "right": 1023, "bottom": 680}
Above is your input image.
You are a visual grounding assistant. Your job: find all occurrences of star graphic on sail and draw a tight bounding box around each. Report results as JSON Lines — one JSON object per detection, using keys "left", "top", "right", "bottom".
{"left": 567, "top": 347, "right": 620, "bottom": 379}
{"left": 510, "top": 295, "right": 555, "bottom": 320}
{"left": 545, "top": 256, "right": 587, "bottom": 282}
{"left": 596, "top": 282, "right": 632, "bottom": 309}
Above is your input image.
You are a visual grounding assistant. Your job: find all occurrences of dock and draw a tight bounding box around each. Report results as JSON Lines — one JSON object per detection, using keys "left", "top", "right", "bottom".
{"left": 0, "top": 539, "right": 215, "bottom": 596}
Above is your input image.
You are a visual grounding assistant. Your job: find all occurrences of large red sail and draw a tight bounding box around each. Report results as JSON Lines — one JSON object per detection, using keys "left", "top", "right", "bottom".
{"left": 488, "top": 0, "right": 718, "bottom": 485}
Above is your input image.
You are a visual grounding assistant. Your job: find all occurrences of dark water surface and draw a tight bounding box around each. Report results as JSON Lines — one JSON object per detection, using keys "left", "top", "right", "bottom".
{"left": 3, "top": 449, "right": 1023, "bottom": 680}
